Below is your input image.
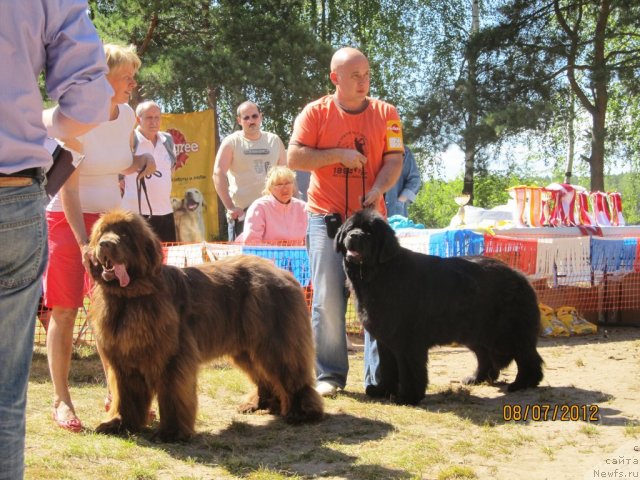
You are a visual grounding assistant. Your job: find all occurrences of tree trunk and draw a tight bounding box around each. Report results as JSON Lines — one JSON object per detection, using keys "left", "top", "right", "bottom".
{"left": 463, "top": 147, "right": 475, "bottom": 200}
{"left": 555, "top": 0, "right": 609, "bottom": 191}
{"left": 564, "top": 91, "right": 575, "bottom": 184}
{"left": 321, "top": 0, "right": 327, "bottom": 42}
{"left": 588, "top": 0, "right": 610, "bottom": 192}
{"left": 590, "top": 107, "right": 606, "bottom": 192}
{"left": 463, "top": 0, "right": 480, "bottom": 203}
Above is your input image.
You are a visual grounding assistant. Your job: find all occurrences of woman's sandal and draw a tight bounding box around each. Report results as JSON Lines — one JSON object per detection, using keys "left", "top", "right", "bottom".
{"left": 52, "top": 408, "right": 82, "bottom": 433}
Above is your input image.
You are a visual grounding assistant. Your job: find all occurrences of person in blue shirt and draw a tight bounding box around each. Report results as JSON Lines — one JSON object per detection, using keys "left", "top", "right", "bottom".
{"left": 0, "top": 2, "right": 112, "bottom": 477}
{"left": 384, "top": 146, "right": 422, "bottom": 218}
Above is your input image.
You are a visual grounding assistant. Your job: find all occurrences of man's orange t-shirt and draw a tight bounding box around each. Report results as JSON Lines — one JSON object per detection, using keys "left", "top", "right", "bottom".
{"left": 290, "top": 95, "right": 404, "bottom": 219}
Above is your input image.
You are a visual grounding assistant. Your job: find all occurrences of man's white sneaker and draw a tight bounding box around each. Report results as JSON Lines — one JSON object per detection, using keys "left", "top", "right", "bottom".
{"left": 315, "top": 381, "right": 338, "bottom": 397}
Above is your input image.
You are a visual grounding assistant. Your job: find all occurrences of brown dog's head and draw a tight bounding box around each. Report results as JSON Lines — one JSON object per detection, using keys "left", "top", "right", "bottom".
{"left": 89, "top": 209, "right": 163, "bottom": 290}
{"left": 335, "top": 209, "right": 401, "bottom": 266}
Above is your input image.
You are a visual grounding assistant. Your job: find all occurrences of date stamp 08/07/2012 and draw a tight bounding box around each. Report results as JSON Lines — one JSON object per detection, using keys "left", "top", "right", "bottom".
{"left": 502, "top": 403, "right": 600, "bottom": 422}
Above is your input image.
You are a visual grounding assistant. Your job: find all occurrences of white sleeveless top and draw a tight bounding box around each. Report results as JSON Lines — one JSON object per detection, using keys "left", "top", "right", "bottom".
{"left": 121, "top": 129, "right": 174, "bottom": 216}
{"left": 47, "top": 104, "right": 135, "bottom": 213}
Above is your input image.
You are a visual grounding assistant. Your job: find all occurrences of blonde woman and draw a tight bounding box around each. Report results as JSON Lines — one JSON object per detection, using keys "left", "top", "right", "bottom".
{"left": 43, "top": 43, "right": 156, "bottom": 432}
{"left": 237, "top": 166, "right": 307, "bottom": 245}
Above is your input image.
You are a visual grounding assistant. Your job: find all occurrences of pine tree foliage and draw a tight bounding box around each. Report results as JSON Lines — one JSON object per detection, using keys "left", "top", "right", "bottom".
{"left": 472, "top": 0, "right": 640, "bottom": 191}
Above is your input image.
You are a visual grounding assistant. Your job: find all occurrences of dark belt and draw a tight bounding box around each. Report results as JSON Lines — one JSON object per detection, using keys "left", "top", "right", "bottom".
{"left": 0, "top": 167, "right": 44, "bottom": 187}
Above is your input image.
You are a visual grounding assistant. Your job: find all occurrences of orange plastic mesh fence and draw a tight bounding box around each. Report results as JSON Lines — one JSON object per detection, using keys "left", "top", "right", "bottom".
{"left": 482, "top": 233, "right": 640, "bottom": 325}
{"left": 34, "top": 235, "right": 640, "bottom": 346}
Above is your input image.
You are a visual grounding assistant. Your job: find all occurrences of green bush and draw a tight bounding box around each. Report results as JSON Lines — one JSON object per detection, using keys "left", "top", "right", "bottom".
{"left": 410, "top": 178, "right": 463, "bottom": 228}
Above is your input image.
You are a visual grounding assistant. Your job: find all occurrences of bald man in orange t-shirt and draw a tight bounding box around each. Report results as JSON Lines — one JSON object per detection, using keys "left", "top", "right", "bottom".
{"left": 288, "top": 47, "right": 404, "bottom": 398}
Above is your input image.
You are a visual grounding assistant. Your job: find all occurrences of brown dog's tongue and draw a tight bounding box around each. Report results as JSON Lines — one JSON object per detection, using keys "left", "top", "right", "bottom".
{"left": 114, "top": 263, "right": 130, "bottom": 287}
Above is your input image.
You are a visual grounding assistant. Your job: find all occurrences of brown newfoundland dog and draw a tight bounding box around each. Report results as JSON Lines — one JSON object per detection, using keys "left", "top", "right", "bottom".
{"left": 335, "top": 210, "right": 543, "bottom": 405}
{"left": 88, "top": 210, "right": 323, "bottom": 441}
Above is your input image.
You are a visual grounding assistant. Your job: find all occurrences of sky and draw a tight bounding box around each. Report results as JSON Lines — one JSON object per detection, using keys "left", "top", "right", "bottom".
{"left": 440, "top": 145, "right": 465, "bottom": 180}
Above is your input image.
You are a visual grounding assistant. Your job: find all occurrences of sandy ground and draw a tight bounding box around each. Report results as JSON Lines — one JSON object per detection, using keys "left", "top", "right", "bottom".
{"left": 24, "top": 325, "right": 639, "bottom": 480}
{"left": 397, "top": 326, "right": 640, "bottom": 479}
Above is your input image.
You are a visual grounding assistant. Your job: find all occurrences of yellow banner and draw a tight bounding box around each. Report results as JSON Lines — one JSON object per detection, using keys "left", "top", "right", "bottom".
{"left": 160, "top": 110, "right": 218, "bottom": 240}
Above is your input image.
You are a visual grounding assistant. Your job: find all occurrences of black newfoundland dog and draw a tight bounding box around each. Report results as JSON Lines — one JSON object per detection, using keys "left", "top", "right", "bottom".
{"left": 335, "top": 209, "right": 543, "bottom": 405}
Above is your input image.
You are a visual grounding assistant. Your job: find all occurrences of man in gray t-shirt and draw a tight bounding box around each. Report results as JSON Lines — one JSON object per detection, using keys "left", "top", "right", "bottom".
{"left": 212, "top": 101, "right": 286, "bottom": 240}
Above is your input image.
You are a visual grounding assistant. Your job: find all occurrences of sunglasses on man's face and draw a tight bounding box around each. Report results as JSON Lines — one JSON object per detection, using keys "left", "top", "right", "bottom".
{"left": 241, "top": 113, "right": 260, "bottom": 121}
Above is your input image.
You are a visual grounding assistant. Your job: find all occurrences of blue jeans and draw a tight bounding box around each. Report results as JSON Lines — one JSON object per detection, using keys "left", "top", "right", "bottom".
{"left": 227, "top": 216, "right": 245, "bottom": 241}
{"left": 227, "top": 219, "right": 241, "bottom": 241}
{"left": 307, "top": 214, "right": 379, "bottom": 389}
{"left": 307, "top": 214, "right": 349, "bottom": 388}
{"left": 364, "top": 331, "right": 380, "bottom": 388}
{"left": 0, "top": 182, "right": 48, "bottom": 480}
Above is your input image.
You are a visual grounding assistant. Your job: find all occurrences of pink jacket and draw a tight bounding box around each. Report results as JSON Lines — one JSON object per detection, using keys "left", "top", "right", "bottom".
{"left": 237, "top": 194, "right": 308, "bottom": 244}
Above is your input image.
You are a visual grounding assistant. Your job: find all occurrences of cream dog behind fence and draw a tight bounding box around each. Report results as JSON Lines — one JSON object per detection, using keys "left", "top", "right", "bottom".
{"left": 172, "top": 188, "right": 205, "bottom": 242}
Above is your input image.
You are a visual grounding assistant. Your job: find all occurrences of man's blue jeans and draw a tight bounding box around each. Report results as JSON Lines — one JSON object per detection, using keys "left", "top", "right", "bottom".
{"left": 307, "top": 214, "right": 349, "bottom": 387}
{"left": 364, "top": 332, "right": 380, "bottom": 389}
{"left": 0, "top": 182, "right": 48, "bottom": 480}
{"left": 307, "top": 214, "right": 378, "bottom": 389}
{"left": 227, "top": 218, "right": 244, "bottom": 241}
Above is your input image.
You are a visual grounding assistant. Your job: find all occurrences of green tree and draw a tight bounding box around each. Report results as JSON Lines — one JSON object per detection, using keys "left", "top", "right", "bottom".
{"left": 302, "top": 0, "right": 430, "bottom": 115}
{"left": 474, "top": 0, "right": 640, "bottom": 191}
{"left": 90, "top": 0, "right": 431, "bottom": 139}
{"left": 90, "top": 0, "right": 332, "bottom": 234}
{"left": 90, "top": 0, "right": 332, "bottom": 144}
{"left": 411, "top": 178, "right": 463, "bottom": 228}
{"left": 410, "top": 0, "right": 553, "bottom": 204}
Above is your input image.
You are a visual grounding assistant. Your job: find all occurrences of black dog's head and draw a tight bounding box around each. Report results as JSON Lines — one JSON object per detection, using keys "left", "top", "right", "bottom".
{"left": 335, "top": 209, "right": 401, "bottom": 266}
{"left": 88, "top": 209, "right": 163, "bottom": 291}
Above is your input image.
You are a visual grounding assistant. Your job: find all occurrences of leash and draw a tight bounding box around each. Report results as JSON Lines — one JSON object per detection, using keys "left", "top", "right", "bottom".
{"left": 343, "top": 159, "right": 367, "bottom": 220}
{"left": 336, "top": 96, "right": 371, "bottom": 221}
{"left": 136, "top": 171, "right": 162, "bottom": 218}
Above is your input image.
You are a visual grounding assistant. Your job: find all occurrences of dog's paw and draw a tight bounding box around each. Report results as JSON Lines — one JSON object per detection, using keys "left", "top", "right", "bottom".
{"left": 237, "top": 390, "right": 276, "bottom": 414}
{"left": 365, "top": 385, "right": 393, "bottom": 399}
{"left": 284, "top": 387, "right": 324, "bottom": 424}
{"left": 507, "top": 379, "right": 539, "bottom": 392}
{"left": 151, "top": 427, "right": 192, "bottom": 443}
{"left": 462, "top": 375, "right": 483, "bottom": 385}
{"left": 284, "top": 407, "right": 324, "bottom": 424}
{"left": 237, "top": 400, "right": 260, "bottom": 414}
{"left": 95, "top": 418, "right": 125, "bottom": 435}
{"left": 394, "top": 393, "right": 425, "bottom": 406}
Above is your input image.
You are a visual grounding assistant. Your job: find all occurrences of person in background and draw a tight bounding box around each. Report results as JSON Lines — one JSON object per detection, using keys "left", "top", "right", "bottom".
{"left": 236, "top": 166, "right": 307, "bottom": 245}
{"left": 121, "top": 100, "right": 177, "bottom": 242}
{"left": 213, "top": 101, "right": 286, "bottom": 240}
{"left": 288, "top": 47, "right": 404, "bottom": 397}
{"left": 295, "top": 169, "right": 311, "bottom": 201}
{"left": 0, "top": 2, "right": 113, "bottom": 477}
{"left": 42, "top": 43, "right": 156, "bottom": 434}
{"left": 385, "top": 146, "right": 422, "bottom": 218}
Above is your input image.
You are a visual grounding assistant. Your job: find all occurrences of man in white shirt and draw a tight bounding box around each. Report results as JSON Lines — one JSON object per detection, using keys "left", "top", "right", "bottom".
{"left": 122, "top": 100, "right": 177, "bottom": 241}
{"left": 213, "top": 101, "right": 286, "bottom": 240}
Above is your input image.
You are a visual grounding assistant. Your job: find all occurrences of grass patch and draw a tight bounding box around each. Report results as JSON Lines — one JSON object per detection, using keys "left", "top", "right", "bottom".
{"left": 437, "top": 465, "right": 478, "bottom": 479}
{"left": 24, "top": 328, "right": 639, "bottom": 479}
{"left": 625, "top": 421, "right": 640, "bottom": 437}
{"left": 579, "top": 424, "right": 600, "bottom": 437}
